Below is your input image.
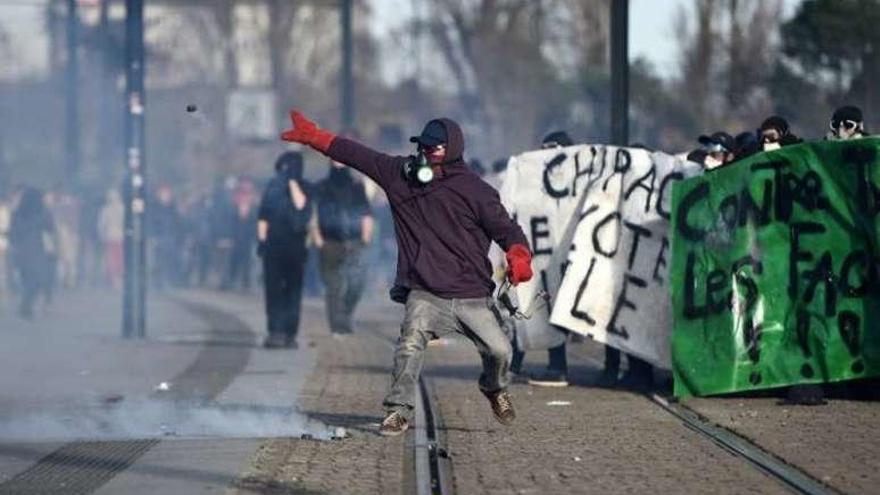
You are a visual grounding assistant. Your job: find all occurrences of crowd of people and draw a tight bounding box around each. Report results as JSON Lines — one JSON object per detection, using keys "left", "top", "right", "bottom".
{"left": 685, "top": 105, "right": 869, "bottom": 170}
{"left": 0, "top": 174, "right": 291, "bottom": 320}
{"left": 0, "top": 102, "right": 871, "bottom": 426}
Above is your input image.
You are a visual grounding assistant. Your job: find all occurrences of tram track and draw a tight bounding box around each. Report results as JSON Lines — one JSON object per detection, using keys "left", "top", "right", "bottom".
{"left": 357, "top": 320, "right": 453, "bottom": 495}
{"left": 648, "top": 393, "right": 841, "bottom": 495}
{"left": 570, "top": 345, "right": 841, "bottom": 495}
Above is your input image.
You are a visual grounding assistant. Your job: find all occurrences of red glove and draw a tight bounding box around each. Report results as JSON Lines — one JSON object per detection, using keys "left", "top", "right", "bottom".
{"left": 506, "top": 244, "right": 533, "bottom": 285}
{"left": 280, "top": 110, "right": 336, "bottom": 153}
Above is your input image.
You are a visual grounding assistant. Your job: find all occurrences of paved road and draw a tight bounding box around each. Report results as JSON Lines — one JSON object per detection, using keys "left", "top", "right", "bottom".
{"left": 1, "top": 288, "right": 877, "bottom": 494}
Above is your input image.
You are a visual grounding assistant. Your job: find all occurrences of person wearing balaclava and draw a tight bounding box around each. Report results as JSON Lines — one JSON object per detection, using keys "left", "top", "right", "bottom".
{"left": 758, "top": 115, "right": 802, "bottom": 152}
{"left": 281, "top": 110, "right": 533, "bottom": 436}
{"left": 827, "top": 105, "right": 869, "bottom": 141}
{"left": 311, "top": 160, "right": 374, "bottom": 336}
{"left": 696, "top": 132, "right": 736, "bottom": 170}
{"left": 256, "top": 151, "right": 311, "bottom": 349}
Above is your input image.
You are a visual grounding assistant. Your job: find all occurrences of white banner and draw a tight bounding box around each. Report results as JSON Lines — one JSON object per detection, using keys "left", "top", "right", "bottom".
{"left": 498, "top": 146, "right": 601, "bottom": 350}
{"left": 499, "top": 144, "right": 699, "bottom": 367}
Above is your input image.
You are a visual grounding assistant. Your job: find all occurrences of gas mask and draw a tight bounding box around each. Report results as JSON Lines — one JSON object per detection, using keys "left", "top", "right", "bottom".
{"left": 830, "top": 119, "right": 863, "bottom": 140}
{"left": 404, "top": 150, "right": 434, "bottom": 185}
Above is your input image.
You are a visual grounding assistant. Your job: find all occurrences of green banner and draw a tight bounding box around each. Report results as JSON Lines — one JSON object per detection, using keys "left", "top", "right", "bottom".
{"left": 670, "top": 138, "right": 880, "bottom": 398}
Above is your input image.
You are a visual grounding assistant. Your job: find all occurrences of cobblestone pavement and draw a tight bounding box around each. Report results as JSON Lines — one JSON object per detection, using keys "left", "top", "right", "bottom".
{"left": 422, "top": 337, "right": 788, "bottom": 494}
{"left": 229, "top": 299, "right": 410, "bottom": 495}
{"left": 687, "top": 396, "right": 880, "bottom": 495}
{"left": 234, "top": 293, "right": 794, "bottom": 495}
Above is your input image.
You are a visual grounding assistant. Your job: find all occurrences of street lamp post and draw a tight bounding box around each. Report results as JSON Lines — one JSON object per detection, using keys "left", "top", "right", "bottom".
{"left": 610, "top": 0, "right": 629, "bottom": 146}
{"left": 123, "top": 0, "right": 147, "bottom": 339}
{"left": 340, "top": 0, "right": 353, "bottom": 132}
{"left": 65, "top": 0, "right": 80, "bottom": 184}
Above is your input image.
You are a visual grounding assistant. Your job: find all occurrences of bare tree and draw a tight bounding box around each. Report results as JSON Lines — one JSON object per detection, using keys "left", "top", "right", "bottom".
{"left": 674, "top": 0, "right": 783, "bottom": 135}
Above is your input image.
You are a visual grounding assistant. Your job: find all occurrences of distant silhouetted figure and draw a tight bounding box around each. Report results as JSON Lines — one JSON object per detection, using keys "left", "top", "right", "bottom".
{"left": 9, "top": 188, "right": 56, "bottom": 319}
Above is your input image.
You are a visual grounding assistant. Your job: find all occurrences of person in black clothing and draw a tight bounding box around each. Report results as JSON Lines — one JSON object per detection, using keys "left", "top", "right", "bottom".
{"left": 151, "top": 184, "right": 183, "bottom": 290}
{"left": 827, "top": 105, "right": 868, "bottom": 141}
{"left": 257, "top": 151, "right": 311, "bottom": 349}
{"left": 758, "top": 115, "right": 802, "bottom": 151}
{"left": 223, "top": 178, "right": 258, "bottom": 291}
{"left": 311, "top": 161, "right": 374, "bottom": 335}
{"left": 9, "top": 187, "right": 56, "bottom": 319}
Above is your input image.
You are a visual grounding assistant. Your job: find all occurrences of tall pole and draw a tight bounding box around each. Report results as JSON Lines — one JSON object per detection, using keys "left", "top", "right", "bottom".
{"left": 123, "top": 0, "right": 147, "bottom": 339}
{"left": 98, "top": 0, "right": 114, "bottom": 180}
{"left": 340, "top": 0, "right": 354, "bottom": 132}
{"left": 65, "top": 0, "right": 80, "bottom": 184}
{"left": 610, "top": 0, "right": 629, "bottom": 146}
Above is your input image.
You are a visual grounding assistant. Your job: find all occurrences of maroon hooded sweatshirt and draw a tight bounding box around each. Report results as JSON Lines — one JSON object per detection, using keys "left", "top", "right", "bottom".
{"left": 326, "top": 118, "right": 527, "bottom": 300}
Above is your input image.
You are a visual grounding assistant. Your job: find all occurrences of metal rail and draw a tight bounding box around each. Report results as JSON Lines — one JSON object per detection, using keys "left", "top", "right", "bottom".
{"left": 358, "top": 320, "right": 452, "bottom": 495}
{"left": 571, "top": 348, "right": 839, "bottom": 495}
{"left": 415, "top": 377, "right": 451, "bottom": 495}
{"left": 648, "top": 393, "right": 841, "bottom": 495}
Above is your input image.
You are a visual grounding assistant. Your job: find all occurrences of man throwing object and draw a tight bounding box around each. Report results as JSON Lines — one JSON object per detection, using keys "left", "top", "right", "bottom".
{"left": 281, "top": 111, "right": 533, "bottom": 436}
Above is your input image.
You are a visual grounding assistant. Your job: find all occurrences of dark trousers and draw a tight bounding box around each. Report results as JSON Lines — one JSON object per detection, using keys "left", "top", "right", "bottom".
{"left": 16, "top": 257, "right": 49, "bottom": 318}
{"left": 319, "top": 240, "right": 366, "bottom": 333}
{"left": 224, "top": 242, "right": 253, "bottom": 290}
{"left": 262, "top": 246, "right": 306, "bottom": 340}
{"left": 509, "top": 336, "right": 567, "bottom": 373}
{"left": 548, "top": 342, "right": 567, "bottom": 372}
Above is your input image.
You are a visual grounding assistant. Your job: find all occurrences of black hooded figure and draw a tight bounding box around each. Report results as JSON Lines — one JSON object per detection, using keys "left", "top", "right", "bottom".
{"left": 257, "top": 151, "right": 312, "bottom": 348}
{"left": 9, "top": 188, "right": 56, "bottom": 319}
{"left": 312, "top": 163, "right": 373, "bottom": 335}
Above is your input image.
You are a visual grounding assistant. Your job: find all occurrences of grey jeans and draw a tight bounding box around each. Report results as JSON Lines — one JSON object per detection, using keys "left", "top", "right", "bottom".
{"left": 383, "top": 290, "right": 512, "bottom": 419}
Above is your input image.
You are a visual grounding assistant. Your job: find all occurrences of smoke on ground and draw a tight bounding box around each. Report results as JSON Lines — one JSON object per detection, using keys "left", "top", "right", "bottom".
{"left": 0, "top": 399, "right": 334, "bottom": 442}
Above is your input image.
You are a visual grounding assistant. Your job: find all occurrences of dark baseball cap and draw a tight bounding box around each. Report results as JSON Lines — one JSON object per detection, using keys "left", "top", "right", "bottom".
{"left": 409, "top": 120, "right": 447, "bottom": 147}
{"left": 698, "top": 132, "right": 734, "bottom": 152}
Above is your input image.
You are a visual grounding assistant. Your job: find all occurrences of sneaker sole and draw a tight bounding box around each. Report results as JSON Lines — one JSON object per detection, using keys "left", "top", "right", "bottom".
{"left": 492, "top": 413, "right": 516, "bottom": 426}
{"left": 378, "top": 425, "right": 409, "bottom": 437}
{"left": 527, "top": 379, "right": 569, "bottom": 387}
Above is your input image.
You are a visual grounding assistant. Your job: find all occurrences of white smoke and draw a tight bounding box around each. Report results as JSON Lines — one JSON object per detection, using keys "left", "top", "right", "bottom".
{"left": 0, "top": 399, "right": 334, "bottom": 442}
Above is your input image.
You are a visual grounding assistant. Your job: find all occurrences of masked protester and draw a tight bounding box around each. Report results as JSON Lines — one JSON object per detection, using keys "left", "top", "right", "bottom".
{"left": 759, "top": 115, "right": 801, "bottom": 151}
{"left": 311, "top": 161, "right": 374, "bottom": 336}
{"left": 697, "top": 132, "right": 735, "bottom": 170}
{"left": 257, "top": 151, "right": 311, "bottom": 349}
{"left": 827, "top": 105, "right": 868, "bottom": 141}
{"left": 731, "top": 131, "right": 759, "bottom": 162}
{"left": 281, "top": 111, "right": 533, "bottom": 436}
{"left": 9, "top": 188, "right": 56, "bottom": 319}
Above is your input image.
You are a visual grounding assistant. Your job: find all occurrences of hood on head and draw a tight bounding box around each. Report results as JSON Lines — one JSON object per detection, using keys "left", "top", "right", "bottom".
{"left": 410, "top": 118, "right": 465, "bottom": 164}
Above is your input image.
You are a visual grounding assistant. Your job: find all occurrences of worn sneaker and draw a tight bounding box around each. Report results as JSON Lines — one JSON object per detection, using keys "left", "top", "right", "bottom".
{"left": 528, "top": 368, "right": 569, "bottom": 387}
{"left": 263, "top": 333, "right": 286, "bottom": 349}
{"left": 483, "top": 389, "right": 516, "bottom": 425}
{"left": 378, "top": 411, "right": 409, "bottom": 436}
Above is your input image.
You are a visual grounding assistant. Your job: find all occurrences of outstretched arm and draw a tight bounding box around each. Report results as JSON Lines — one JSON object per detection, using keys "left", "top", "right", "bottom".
{"left": 280, "top": 110, "right": 401, "bottom": 188}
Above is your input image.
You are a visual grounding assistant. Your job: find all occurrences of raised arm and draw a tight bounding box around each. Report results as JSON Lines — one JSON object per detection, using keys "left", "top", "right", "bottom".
{"left": 280, "top": 110, "right": 401, "bottom": 188}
